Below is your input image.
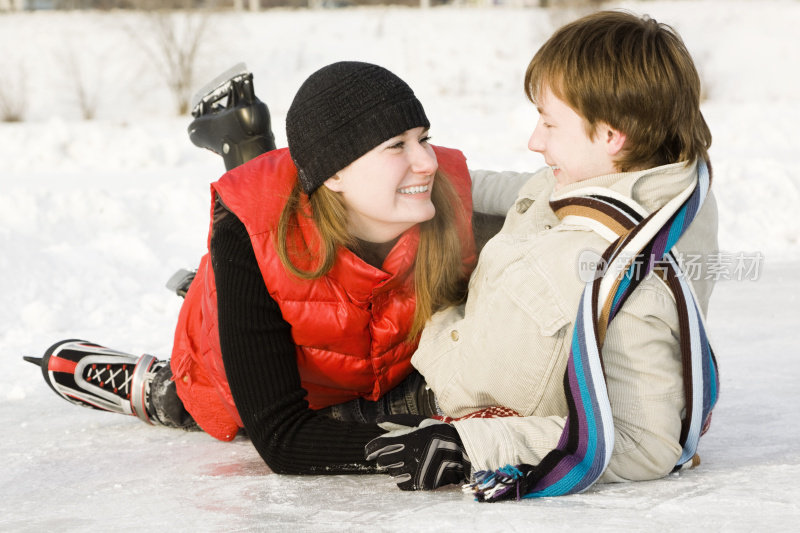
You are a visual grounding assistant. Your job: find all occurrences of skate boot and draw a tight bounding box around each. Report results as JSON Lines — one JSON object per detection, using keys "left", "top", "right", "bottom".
{"left": 23, "top": 339, "right": 166, "bottom": 425}
{"left": 187, "top": 63, "right": 276, "bottom": 171}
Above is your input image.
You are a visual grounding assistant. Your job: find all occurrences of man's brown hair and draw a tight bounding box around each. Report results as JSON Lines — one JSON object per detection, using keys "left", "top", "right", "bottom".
{"left": 525, "top": 10, "right": 712, "bottom": 171}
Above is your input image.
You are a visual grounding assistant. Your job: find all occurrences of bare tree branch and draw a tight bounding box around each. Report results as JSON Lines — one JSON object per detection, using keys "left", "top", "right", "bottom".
{"left": 0, "top": 61, "right": 28, "bottom": 122}
{"left": 125, "top": 6, "right": 210, "bottom": 115}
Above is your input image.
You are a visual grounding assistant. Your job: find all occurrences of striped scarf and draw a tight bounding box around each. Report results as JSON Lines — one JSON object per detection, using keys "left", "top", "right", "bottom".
{"left": 469, "top": 160, "right": 719, "bottom": 502}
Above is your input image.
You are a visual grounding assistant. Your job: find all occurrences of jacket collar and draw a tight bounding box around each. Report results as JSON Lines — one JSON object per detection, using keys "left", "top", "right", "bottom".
{"left": 549, "top": 160, "right": 698, "bottom": 214}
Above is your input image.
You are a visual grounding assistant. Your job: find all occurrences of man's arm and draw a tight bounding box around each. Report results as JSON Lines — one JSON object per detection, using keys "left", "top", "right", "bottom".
{"left": 450, "top": 280, "right": 685, "bottom": 482}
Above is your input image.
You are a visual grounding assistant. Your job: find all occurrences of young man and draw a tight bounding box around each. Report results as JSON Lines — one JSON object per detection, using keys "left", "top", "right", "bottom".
{"left": 366, "top": 10, "right": 720, "bottom": 499}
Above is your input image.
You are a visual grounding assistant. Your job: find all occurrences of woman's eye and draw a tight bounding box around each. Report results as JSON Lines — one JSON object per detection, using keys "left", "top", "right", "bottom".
{"left": 389, "top": 141, "right": 404, "bottom": 149}
{"left": 419, "top": 135, "right": 432, "bottom": 144}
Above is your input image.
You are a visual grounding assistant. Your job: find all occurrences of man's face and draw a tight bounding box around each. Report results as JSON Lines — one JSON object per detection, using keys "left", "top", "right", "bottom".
{"left": 528, "top": 86, "right": 620, "bottom": 189}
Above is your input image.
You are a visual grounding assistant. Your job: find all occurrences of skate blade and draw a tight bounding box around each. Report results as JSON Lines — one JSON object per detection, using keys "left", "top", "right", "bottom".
{"left": 23, "top": 355, "right": 43, "bottom": 367}
{"left": 190, "top": 62, "right": 249, "bottom": 113}
{"left": 165, "top": 268, "right": 197, "bottom": 297}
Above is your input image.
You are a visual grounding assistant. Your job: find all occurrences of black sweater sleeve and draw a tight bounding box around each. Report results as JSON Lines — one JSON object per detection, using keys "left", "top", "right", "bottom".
{"left": 209, "top": 211, "right": 384, "bottom": 475}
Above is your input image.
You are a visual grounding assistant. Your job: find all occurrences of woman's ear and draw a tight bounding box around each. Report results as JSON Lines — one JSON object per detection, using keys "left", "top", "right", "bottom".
{"left": 323, "top": 174, "right": 344, "bottom": 192}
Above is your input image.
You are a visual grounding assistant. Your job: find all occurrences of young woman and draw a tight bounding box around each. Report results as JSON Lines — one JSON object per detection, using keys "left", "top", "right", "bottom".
{"left": 28, "top": 61, "right": 482, "bottom": 475}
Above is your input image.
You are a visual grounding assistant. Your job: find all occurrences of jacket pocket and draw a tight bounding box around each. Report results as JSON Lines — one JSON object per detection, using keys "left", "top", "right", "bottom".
{"left": 501, "top": 255, "right": 571, "bottom": 337}
{"left": 473, "top": 256, "right": 572, "bottom": 415}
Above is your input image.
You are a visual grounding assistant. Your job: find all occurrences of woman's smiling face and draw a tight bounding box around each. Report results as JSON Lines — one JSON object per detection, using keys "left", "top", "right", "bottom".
{"left": 324, "top": 126, "right": 438, "bottom": 243}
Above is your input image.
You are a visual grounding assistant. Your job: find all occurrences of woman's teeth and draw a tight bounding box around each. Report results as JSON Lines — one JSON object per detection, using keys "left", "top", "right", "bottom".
{"left": 398, "top": 185, "right": 429, "bottom": 194}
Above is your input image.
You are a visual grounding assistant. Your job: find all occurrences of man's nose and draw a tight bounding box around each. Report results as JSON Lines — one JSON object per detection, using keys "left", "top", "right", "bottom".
{"left": 528, "top": 126, "right": 545, "bottom": 153}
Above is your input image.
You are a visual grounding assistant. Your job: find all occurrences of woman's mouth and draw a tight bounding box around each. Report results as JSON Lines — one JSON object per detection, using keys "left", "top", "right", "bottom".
{"left": 397, "top": 184, "right": 430, "bottom": 194}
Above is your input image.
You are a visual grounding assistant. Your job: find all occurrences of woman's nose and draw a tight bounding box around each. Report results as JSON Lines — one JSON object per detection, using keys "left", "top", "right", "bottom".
{"left": 410, "top": 143, "right": 438, "bottom": 175}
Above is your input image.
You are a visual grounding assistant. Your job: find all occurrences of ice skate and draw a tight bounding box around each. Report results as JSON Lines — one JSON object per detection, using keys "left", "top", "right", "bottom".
{"left": 187, "top": 62, "right": 276, "bottom": 171}
{"left": 23, "top": 339, "right": 165, "bottom": 425}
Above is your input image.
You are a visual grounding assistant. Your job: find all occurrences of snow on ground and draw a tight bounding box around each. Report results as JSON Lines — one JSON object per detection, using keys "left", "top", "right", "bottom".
{"left": 1, "top": 1, "right": 799, "bottom": 531}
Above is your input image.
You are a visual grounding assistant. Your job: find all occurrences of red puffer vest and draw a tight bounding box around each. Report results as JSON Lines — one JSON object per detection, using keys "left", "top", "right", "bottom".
{"left": 170, "top": 145, "right": 475, "bottom": 441}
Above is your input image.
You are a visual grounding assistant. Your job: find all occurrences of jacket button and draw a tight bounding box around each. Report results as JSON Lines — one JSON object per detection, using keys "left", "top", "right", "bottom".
{"left": 544, "top": 224, "right": 552, "bottom": 230}
{"left": 450, "top": 330, "right": 459, "bottom": 341}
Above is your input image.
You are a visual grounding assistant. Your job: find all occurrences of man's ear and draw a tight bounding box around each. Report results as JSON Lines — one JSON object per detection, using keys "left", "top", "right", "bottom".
{"left": 600, "top": 123, "right": 627, "bottom": 157}
{"left": 323, "top": 174, "right": 344, "bottom": 192}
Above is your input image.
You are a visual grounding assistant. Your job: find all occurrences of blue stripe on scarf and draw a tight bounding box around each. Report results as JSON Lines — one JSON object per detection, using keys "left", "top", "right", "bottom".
{"left": 699, "top": 314, "right": 718, "bottom": 415}
{"left": 529, "top": 289, "right": 607, "bottom": 497}
{"left": 611, "top": 270, "right": 632, "bottom": 315}
{"left": 666, "top": 203, "right": 688, "bottom": 251}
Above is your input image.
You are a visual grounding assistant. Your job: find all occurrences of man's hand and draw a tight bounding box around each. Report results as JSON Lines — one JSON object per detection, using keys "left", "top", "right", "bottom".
{"left": 365, "top": 414, "right": 470, "bottom": 491}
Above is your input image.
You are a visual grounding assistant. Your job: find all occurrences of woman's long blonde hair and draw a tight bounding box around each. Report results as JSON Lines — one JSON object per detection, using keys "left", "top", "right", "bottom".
{"left": 276, "top": 169, "right": 468, "bottom": 339}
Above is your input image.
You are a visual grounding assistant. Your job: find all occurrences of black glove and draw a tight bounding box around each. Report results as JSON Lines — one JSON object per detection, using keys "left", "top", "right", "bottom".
{"left": 364, "top": 414, "right": 470, "bottom": 491}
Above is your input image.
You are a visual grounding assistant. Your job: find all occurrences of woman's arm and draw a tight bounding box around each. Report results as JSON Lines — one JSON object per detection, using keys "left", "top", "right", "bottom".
{"left": 469, "top": 169, "right": 546, "bottom": 254}
{"left": 210, "top": 211, "right": 384, "bottom": 475}
{"left": 469, "top": 169, "right": 540, "bottom": 215}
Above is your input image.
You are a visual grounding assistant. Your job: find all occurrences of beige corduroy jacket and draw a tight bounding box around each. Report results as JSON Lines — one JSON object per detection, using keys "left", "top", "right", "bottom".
{"left": 414, "top": 160, "right": 718, "bottom": 482}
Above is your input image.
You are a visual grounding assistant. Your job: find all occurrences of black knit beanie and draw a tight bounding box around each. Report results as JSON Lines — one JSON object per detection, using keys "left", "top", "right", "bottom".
{"left": 286, "top": 61, "right": 430, "bottom": 195}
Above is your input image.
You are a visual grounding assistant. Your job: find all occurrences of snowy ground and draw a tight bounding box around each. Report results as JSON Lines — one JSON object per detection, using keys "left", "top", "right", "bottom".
{"left": 1, "top": 1, "right": 800, "bottom": 531}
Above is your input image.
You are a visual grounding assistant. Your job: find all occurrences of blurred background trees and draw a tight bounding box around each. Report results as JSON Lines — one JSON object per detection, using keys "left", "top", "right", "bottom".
{"left": 1, "top": 0, "right": 617, "bottom": 11}
{"left": 0, "top": 0, "right": 621, "bottom": 117}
